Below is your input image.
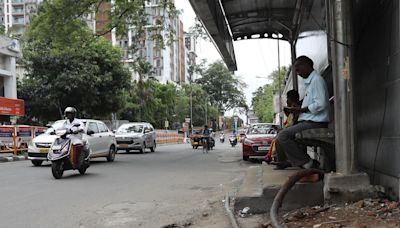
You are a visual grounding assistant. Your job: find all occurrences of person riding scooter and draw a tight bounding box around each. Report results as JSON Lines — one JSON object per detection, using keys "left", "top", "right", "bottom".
{"left": 62, "top": 107, "right": 86, "bottom": 166}
{"left": 219, "top": 132, "right": 225, "bottom": 143}
{"left": 229, "top": 134, "right": 238, "bottom": 147}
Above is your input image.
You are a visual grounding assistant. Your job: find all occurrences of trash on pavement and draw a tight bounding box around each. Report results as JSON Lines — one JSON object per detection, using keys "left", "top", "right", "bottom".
{"left": 239, "top": 207, "right": 250, "bottom": 217}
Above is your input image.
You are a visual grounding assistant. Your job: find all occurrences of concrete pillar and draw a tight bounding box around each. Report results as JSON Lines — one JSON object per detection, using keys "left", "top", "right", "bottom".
{"left": 4, "top": 57, "right": 16, "bottom": 99}
{"left": 329, "top": 0, "right": 356, "bottom": 175}
{"left": 324, "top": 0, "right": 377, "bottom": 204}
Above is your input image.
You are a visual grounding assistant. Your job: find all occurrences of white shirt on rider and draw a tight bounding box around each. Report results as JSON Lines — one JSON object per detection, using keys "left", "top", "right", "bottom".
{"left": 62, "top": 118, "right": 85, "bottom": 145}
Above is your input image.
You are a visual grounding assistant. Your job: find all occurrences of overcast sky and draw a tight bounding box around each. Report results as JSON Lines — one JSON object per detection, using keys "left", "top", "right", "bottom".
{"left": 175, "top": 0, "right": 292, "bottom": 117}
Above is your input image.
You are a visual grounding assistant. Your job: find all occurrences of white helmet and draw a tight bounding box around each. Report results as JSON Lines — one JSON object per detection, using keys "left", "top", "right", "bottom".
{"left": 64, "top": 107, "right": 77, "bottom": 116}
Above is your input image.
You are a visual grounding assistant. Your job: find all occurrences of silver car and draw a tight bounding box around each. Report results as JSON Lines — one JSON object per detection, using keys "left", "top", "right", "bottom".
{"left": 115, "top": 122, "right": 156, "bottom": 153}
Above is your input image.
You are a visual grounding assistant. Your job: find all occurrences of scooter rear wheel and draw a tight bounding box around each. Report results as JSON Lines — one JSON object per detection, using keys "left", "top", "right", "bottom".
{"left": 51, "top": 160, "right": 64, "bottom": 179}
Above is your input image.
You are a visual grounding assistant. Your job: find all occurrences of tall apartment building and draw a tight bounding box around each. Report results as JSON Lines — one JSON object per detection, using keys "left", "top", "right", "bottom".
{"left": 94, "top": 0, "right": 192, "bottom": 85}
{"left": 128, "top": 0, "right": 184, "bottom": 84}
{"left": 184, "top": 32, "right": 198, "bottom": 82}
{"left": 0, "top": 0, "right": 42, "bottom": 35}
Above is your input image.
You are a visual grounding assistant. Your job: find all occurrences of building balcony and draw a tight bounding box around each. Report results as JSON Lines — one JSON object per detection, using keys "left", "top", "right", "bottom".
{"left": 12, "top": 0, "right": 24, "bottom": 5}
{"left": 12, "top": 11, "right": 24, "bottom": 16}
{"left": 12, "top": 20, "right": 25, "bottom": 25}
{"left": 12, "top": 16, "right": 25, "bottom": 25}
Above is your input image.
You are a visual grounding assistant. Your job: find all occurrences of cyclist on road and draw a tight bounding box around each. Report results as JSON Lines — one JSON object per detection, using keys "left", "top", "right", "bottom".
{"left": 201, "top": 125, "right": 211, "bottom": 151}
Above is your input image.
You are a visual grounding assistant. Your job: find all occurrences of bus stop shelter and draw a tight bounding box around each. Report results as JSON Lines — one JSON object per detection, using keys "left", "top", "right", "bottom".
{"left": 189, "top": 0, "right": 400, "bottom": 200}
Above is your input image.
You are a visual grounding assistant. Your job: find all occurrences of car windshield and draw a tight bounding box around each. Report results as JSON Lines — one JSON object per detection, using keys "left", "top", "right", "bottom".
{"left": 247, "top": 125, "right": 278, "bottom": 135}
{"left": 45, "top": 120, "right": 66, "bottom": 134}
{"left": 117, "top": 124, "right": 144, "bottom": 133}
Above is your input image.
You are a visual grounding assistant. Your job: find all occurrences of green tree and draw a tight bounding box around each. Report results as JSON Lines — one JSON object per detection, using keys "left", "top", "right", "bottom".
{"left": 251, "top": 67, "right": 288, "bottom": 122}
{"left": 18, "top": 0, "right": 132, "bottom": 123}
{"left": 19, "top": 37, "right": 131, "bottom": 122}
{"left": 26, "top": 0, "right": 177, "bottom": 51}
{"left": 252, "top": 85, "right": 274, "bottom": 122}
{"left": 195, "top": 60, "right": 247, "bottom": 112}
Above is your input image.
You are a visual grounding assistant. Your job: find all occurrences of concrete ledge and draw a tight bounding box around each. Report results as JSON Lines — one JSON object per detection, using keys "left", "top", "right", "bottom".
{"left": 324, "top": 172, "right": 378, "bottom": 204}
{"left": 0, "top": 155, "right": 26, "bottom": 163}
{"left": 234, "top": 165, "right": 324, "bottom": 214}
{"left": 236, "top": 166, "right": 263, "bottom": 198}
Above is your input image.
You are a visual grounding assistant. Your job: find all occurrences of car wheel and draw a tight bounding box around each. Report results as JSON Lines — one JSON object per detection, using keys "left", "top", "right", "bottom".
{"left": 150, "top": 141, "right": 156, "bottom": 152}
{"left": 243, "top": 155, "right": 249, "bottom": 161}
{"left": 31, "top": 160, "right": 43, "bottom": 166}
{"left": 107, "top": 145, "right": 116, "bottom": 162}
{"left": 139, "top": 143, "right": 146, "bottom": 154}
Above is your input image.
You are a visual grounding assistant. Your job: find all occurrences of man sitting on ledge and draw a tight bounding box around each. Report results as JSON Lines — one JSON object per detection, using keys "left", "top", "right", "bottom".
{"left": 274, "top": 56, "right": 330, "bottom": 170}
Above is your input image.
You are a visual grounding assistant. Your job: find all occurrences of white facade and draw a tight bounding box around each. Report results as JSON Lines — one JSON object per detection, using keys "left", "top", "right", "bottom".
{"left": 184, "top": 32, "right": 198, "bottom": 82}
{"left": 0, "top": 36, "right": 20, "bottom": 98}
{"left": 0, "top": 0, "right": 42, "bottom": 35}
{"left": 113, "top": 0, "right": 186, "bottom": 84}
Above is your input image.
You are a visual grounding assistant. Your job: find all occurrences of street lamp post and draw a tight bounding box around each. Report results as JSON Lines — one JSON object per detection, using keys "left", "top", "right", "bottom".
{"left": 189, "top": 78, "right": 193, "bottom": 135}
{"left": 277, "top": 38, "right": 283, "bottom": 128}
{"left": 205, "top": 96, "right": 208, "bottom": 125}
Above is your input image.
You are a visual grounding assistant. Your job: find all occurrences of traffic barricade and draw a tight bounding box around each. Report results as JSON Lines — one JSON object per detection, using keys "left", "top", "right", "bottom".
{"left": 0, "top": 125, "right": 48, "bottom": 155}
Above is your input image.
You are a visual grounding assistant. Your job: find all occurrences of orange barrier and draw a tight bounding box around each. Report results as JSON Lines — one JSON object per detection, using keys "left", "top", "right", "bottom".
{"left": 0, "top": 125, "right": 47, "bottom": 155}
{"left": 156, "top": 131, "right": 184, "bottom": 145}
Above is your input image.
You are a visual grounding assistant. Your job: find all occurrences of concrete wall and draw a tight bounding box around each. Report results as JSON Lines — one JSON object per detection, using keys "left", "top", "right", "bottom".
{"left": 0, "top": 36, "right": 19, "bottom": 99}
{"left": 353, "top": 0, "right": 400, "bottom": 200}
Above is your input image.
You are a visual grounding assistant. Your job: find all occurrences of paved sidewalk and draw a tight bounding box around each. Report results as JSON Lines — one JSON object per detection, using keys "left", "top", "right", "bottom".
{"left": 0, "top": 153, "right": 27, "bottom": 163}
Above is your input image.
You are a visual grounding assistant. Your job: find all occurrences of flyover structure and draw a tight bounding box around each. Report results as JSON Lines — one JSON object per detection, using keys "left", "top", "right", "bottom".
{"left": 190, "top": 0, "right": 400, "bottom": 200}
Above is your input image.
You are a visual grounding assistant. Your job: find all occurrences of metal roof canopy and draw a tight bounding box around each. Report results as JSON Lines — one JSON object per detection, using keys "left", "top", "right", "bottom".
{"left": 189, "top": 0, "right": 326, "bottom": 71}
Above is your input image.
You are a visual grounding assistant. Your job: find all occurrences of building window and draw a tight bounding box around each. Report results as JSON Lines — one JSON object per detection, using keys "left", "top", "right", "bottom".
{"left": 13, "top": 16, "right": 24, "bottom": 24}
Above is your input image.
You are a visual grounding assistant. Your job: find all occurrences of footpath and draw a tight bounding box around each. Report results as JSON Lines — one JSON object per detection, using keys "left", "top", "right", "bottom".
{"left": 0, "top": 152, "right": 26, "bottom": 163}
{"left": 216, "top": 146, "right": 325, "bottom": 227}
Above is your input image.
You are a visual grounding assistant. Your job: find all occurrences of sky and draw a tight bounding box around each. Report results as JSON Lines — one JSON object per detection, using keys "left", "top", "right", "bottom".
{"left": 175, "top": 0, "right": 292, "bottom": 117}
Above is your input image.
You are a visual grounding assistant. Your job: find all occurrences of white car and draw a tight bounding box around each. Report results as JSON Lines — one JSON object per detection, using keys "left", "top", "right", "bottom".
{"left": 28, "top": 119, "right": 117, "bottom": 166}
{"left": 115, "top": 122, "right": 156, "bottom": 153}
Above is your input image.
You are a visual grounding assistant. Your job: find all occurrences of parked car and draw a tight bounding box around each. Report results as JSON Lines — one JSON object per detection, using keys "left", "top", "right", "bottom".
{"left": 28, "top": 119, "right": 117, "bottom": 166}
{"left": 115, "top": 122, "right": 156, "bottom": 153}
{"left": 242, "top": 123, "right": 279, "bottom": 161}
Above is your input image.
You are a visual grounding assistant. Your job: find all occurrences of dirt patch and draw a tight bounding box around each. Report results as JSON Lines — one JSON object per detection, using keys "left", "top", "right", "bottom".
{"left": 261, "top": 198, "right": 400, "bottom": 228}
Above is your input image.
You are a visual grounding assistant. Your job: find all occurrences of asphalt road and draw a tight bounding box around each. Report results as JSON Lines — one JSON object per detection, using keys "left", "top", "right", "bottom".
{"left": 0, "top": 140, "right": 251, "bottom": 228}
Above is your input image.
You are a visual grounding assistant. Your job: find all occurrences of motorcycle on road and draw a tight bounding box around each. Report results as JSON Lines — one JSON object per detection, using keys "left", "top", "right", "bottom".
{"left": 229, "top": 135, "right": 238, "bottom": 147}
{"left": 219, "top": 133, "right": 225, "bottom": 143}
{"left": 47, "top": 126, "right": 90, "bottom": 179}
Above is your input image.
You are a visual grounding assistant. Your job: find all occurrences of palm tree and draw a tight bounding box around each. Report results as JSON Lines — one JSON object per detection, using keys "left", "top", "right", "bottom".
{"left": 133, "top": 57, "right": 155, "bottom": 121}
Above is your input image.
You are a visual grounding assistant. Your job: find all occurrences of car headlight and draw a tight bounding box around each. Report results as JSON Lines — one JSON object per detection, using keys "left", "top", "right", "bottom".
{"left": 28, "top": 140, "right": 36, "bottom": 151}
{"left": 243, "top": 139, "right": 254, "bottom": 145}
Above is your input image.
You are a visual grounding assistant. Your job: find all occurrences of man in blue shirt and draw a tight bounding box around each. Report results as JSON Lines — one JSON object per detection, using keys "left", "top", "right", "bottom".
{"left": 275, "top": 56, "right": 330, "bottom": 169}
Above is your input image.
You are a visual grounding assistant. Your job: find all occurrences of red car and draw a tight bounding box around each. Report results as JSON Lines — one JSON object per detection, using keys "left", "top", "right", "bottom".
{"left": 242, "top": 124, "right": 279, "bottom": 161}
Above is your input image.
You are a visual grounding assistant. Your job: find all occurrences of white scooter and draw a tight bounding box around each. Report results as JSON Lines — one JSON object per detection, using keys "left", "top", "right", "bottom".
{"left": 47, "top": 126, "right": 90, "bottom": 179}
